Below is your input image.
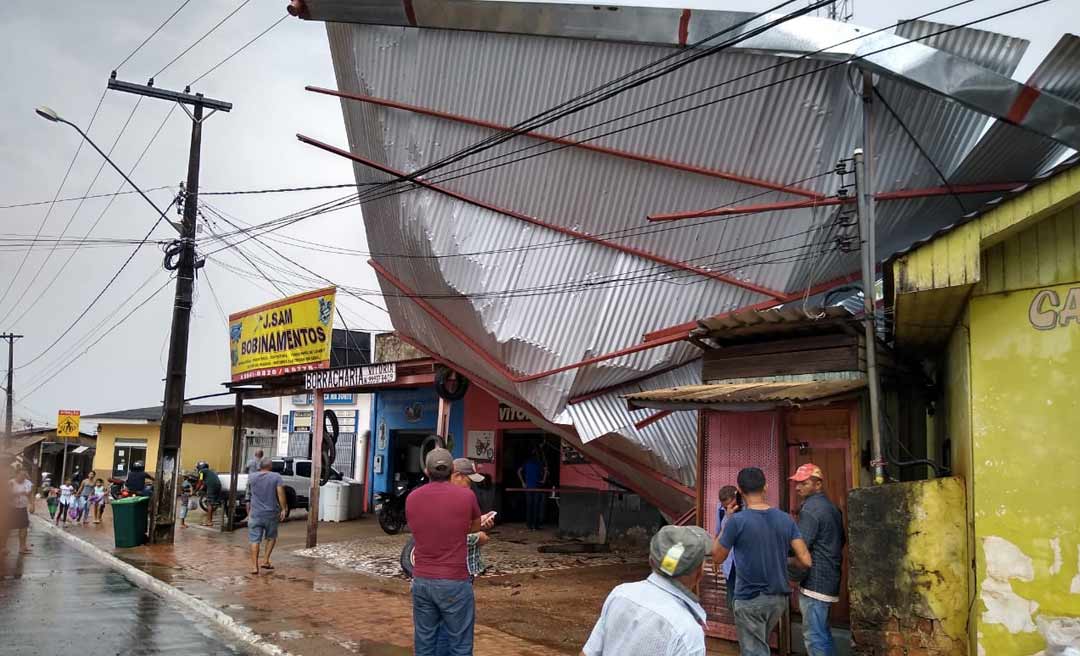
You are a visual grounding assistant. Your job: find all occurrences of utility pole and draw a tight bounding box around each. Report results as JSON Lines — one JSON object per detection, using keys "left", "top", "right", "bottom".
{"left": 107, "top": 73, "right": 231, "bottom": 543}
{"left": 2, "top": 333, "right": 23, "bottom": 438}
{"left": 854, "top": 68, "right": 886, "bottom": 486}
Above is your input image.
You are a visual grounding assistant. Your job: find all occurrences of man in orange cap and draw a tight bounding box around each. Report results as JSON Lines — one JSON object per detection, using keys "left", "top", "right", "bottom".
{"left": 789, "top": 463, "right": 845, "bottom": 656}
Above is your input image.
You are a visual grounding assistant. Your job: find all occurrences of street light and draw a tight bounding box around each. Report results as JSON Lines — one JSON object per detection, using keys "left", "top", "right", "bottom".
{"left": 34, "top": 105, "right": 179, "bottom": 233}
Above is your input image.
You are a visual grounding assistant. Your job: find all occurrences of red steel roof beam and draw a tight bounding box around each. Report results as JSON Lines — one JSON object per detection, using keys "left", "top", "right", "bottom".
{"left": 648, "top": 182, "right": 1027, "bottom": 222}
{"left": 299, "top": 133, "right": 787, "bottom": 301}
{"left": 306, "top": 86, "right": 826, "bottom": 201}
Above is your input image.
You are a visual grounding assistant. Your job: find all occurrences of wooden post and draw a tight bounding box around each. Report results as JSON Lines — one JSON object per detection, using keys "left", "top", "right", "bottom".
{"left": 224, "top": 393, "right": 244, "bottom": 532}
{"left": 307, "top": 390, "right": 324, "bottom": 548}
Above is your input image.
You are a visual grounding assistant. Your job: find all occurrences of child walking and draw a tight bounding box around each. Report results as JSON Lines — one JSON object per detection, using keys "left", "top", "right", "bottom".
{"left": 90, "top": 478, "right": 107, "bottom": 524}
{"left": 178, "top": 477, "right": 193, "bottom": 528}
{"left": 55, "top": 479, "right": 74, "bottom": 526}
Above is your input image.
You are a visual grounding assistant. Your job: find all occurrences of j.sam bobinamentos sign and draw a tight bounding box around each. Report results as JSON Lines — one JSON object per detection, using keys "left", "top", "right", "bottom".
{"left": 229, "top": 286, "right": 336, "bottom": 382}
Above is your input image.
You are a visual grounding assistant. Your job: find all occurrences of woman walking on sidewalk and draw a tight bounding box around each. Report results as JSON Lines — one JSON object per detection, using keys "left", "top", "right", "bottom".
{"left": 6, "top": 468, "right": 35, "bottom": 555}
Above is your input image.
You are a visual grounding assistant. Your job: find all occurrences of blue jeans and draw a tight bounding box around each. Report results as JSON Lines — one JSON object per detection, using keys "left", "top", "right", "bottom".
{"left": 799, "top": 593, "right": 837, "bottom": 656}
{"left": 412, "top": 577, "right": 475, "bottom": 656}
{"left": 732, "top": 594, "right": 788, "bottom": 656}
{"left": 525, "top": 491, "right": 545, "bottom": 529}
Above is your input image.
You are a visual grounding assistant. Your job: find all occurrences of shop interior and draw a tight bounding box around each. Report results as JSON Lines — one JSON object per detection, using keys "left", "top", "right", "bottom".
{"left": 498, "top": 431, "right": 562, "bottom": 526}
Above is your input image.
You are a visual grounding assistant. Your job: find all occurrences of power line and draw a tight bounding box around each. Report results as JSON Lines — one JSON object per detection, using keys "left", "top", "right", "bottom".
{"left": 7, "top": 105, "right": 180, "bottom": 330}
{"left": 114, "top": 0, "right": 194, "bottom": 71}
{"left": 335, "top": 0, "right": 826, "bottom": 209}
{"left": 152, "top": 0, "right": 253, "bottom": 79}
{"left": 18, "top": 268, "right": 166, "bottom": 391}
{"left": 0, "top": 90, "right": 107, "bottom": 311}
{"left": 189, "top": 14, "right": 288, "bottom": 87}
{"left": 17, "top": 276, "right": 174, "bottom": 402}
{"left": 322, "top": 0, "right": 994, "bottom": 215}
{"left": 14, "top": 196, "right": 177, "bottom": 371}
{"left": 0, "top": 96, "right": 146, "bottom": 325}
{"left": 0, "top": 182, "right": 371, "bottom": 211}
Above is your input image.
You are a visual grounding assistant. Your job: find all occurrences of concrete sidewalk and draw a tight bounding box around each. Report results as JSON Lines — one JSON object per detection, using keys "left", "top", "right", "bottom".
{"left": 28, "top": 506, "right": 620, "bottom": 655}
{"left": 31, "top": 505, "right": 739, "bottom": 655}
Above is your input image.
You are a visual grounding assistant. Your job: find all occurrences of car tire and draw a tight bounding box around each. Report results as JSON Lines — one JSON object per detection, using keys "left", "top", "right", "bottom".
{"left": 284, "top": 486, "right": 297, "bottom": 520}
{"left": 400, "top": 537, "right": 416, "bottom": 578}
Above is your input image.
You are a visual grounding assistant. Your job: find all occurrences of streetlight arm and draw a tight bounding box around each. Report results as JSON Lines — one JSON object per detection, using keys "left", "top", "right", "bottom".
{"left": 53, "top": 116, "right": 182, "bottom": 234}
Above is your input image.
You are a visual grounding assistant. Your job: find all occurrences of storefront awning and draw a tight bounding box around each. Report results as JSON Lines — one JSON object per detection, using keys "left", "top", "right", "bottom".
{"left": 624, "top": 379, "right": 865, "bottom": 412}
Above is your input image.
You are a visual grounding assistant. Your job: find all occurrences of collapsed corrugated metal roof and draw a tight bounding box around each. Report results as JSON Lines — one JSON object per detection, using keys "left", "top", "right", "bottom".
{"left": 291, "top": 0, "right": 1080, "bottom": 511}
{"left": 624, "top": 379, "right": 866, "bottom": 410}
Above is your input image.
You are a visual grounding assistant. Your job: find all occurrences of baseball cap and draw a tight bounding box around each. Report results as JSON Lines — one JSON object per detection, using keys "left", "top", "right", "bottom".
{"left": 424, "top": 447, "right": 453, "bottom": 474}
{"left": 649, "top": 525, "right": 711, "bottom": 578}
{"left": 453, "top": 458, "right": 485, "bottom": 483}
{"left": 789, "top": 463, "right": 824, "bottom": 482}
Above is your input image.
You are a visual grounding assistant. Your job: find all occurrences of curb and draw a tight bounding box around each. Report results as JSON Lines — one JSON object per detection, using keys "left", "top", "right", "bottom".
{"left": 30, "top": 515, "right": 292, "bottom": 656}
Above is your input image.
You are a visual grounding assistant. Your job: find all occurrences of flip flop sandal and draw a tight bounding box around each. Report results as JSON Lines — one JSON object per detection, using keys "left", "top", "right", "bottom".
{"left": 261, "top": 564, "right": 275, "bottom": 570}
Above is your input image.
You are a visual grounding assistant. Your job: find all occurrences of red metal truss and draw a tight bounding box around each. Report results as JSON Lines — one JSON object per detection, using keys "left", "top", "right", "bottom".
{"left": 648, "top": 182, "right": 1026, "bottom": 222}
{"left": 298, "top": 133, "right": 787, "bottom": 300}
{"left": 305, "top": 86, "right": 826, "bottom": 200}
{"left": 588, "top": 439, "right": 695, "bottom": 498}
{"left": 642, "top": 270, "right": 863, "bottom": 341}
{"left": 633, "top": 409, "right": 675, "bottom": 431}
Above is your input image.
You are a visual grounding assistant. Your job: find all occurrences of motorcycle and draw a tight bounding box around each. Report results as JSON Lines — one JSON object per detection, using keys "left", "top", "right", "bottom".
{"left": 108, "top": 477, "right": 154, "bottom": 500}
{"left": 375, "top": 478, "right": 419, "bottom": 535}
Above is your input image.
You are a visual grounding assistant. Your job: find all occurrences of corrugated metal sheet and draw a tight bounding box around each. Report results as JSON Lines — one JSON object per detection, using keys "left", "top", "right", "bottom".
{"left": 625, "top": 379, "right": 866, "bottom": 407}
{"left": 315, "top": 8, "right": 1080, "bottom": 497}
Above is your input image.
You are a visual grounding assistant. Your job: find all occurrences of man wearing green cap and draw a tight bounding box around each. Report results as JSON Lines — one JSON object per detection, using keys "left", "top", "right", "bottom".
{"left": 581, "top": 525, "right": 711, "bottom": 656}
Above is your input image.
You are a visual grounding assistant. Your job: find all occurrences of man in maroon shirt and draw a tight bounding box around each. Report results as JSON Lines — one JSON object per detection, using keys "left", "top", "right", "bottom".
{"left": 406, "top": 446, "right": 492, "bottom": 655}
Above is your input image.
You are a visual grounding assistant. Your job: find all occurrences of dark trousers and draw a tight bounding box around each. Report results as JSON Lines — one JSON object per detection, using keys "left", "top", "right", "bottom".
{"left": 525, "top": 491, "right": 545, "bottom": 529}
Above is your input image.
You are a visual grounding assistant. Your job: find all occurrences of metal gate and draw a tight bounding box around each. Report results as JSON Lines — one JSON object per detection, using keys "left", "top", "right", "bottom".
{"left": 285, "top": 431, "right": 357, "bottom": 478}
{"left": 335, "top": 431, "right": 357, "bottom": 478}
{"left": 287, "top": 432, "right": 311, "bottom": 458}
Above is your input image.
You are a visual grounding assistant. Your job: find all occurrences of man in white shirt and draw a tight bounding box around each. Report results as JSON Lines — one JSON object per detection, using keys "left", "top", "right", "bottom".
{"left": 581, "top": 525, "right": 711, "bottom": 656}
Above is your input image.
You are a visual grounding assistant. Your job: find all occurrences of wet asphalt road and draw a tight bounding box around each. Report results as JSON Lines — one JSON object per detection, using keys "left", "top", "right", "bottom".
{"left": 0, "top": 530, "right": 243, "bottom": 655}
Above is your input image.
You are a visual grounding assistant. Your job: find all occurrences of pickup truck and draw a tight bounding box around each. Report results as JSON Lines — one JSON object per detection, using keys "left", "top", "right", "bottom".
{"left": 217, "top": 457, "right": 350, "bottom": 521}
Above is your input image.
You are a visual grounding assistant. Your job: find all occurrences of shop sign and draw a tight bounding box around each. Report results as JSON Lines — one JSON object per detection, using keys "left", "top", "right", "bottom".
{"left": 229, "top": 287, "right": 336, "bottom": 382}
{"left": 1029, "top": 287, "right": 1080, "bottom": 330}
{"left": 293, "top": 410, "right": 313, "bottom": 431}
{"left": 304, "top": 363, "right": 396, "bottom": 390}
{"left": 497, "top": 403, "right": 530, "bottom": 423}
{"left": 467, "top": 431, "right": 495, "bottom": 461}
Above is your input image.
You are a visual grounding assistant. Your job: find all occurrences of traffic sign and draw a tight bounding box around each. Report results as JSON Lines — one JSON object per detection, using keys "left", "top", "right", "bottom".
{"left": 57, "top": 410, "right": 80, "bottom": 438}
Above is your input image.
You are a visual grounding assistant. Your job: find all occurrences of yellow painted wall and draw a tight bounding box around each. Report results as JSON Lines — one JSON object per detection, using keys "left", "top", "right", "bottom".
{"left": 92, "top": 422, "right": 235, "bottom": 475}
{"left": 944, "top": 310, "right": 978, "bottom": 652}
{"left": 968, "top": 279, "right": 1080, "bottom": 655}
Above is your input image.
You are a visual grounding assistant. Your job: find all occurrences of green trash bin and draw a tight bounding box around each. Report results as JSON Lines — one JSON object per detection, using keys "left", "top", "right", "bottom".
{"left": 111, "top": 496, "right": 150, "bottom": 548}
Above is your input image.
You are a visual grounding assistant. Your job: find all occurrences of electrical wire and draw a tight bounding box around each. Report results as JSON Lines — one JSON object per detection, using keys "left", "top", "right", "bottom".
{"left": 17, "top": 276, "right": 174, "bottom": 401}
{"left": 324, "top": 0, "right": 826, "bottom": 206}
{"left": 320, "top": 0, "right": 1005, "bottom": 216}
{"left": 114, "top": 0, "right": 193, "bottom": 72}
{"left": 201, "top": 269, "right": 229, "bottom": 326}
{"left": 871, "top": 86, "right": 968, "bottom": 214}
{"left": 211, "top": 0, "right": 1008, "bottom": 256}
{"left": 7, "top": 105, "right": 180, "bottom": 329}
{"left": 0, "top": 187, "right": 174, "bottom": 210}
{"left": 14, "top": 196, "right": 177, "bottom": 371}
{"left": 18, "top": 268, "right": 166, "bottom": 391}
{"left": 0, "top": 90, "right": 107, "bottom": 311}
{"left": 189, "top": 14, "right": 288, "bottom": 87}
{"left": 0, "top": 96, "right": 146, "bottom": 325}
{"left": 152, "top": 0, "right": 253, "bottom": 79}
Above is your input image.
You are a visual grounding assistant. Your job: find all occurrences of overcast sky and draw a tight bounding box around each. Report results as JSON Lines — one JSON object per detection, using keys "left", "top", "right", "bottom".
{"left": 1, "top": 0, "right": 1075, "bottom": 428}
